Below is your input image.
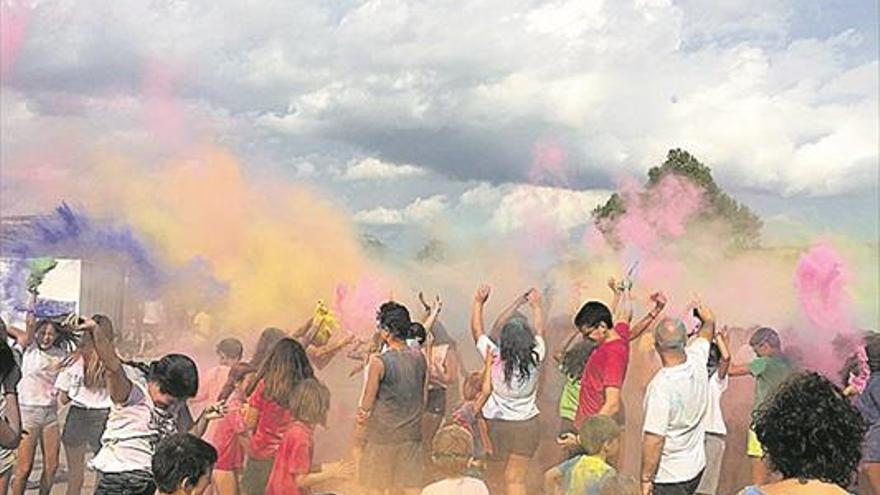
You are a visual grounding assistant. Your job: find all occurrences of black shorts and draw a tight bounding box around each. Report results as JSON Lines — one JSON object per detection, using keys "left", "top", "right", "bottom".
{"left": 359, "top": 440, "right": 423, "bottom": 489}
{"left": 62, "top": 406, "right": 109, "bottom": 453}
{"left": 93, "top": 470, "right": 156, "bottom": 495}
{"left": 488, "top": 415, "right": 541, "bottom": 459}
{"left": 426, "top": 387, "right": 446, "bottom": 416}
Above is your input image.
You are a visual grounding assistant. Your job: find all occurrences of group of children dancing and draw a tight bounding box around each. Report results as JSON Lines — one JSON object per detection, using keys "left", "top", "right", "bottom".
{"left": 0, "top": 275, "right": 875, "bottom": 495}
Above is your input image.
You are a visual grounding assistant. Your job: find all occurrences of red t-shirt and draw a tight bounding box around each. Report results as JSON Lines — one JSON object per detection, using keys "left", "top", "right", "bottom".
{"left": 574, "top": 322, "right": 630, "bottom": 427}
{"left": 247, "top": 380, "right": 293, "bottom": 460}
{"left": 265, "top": 421, "right": 314, "bottom": 495}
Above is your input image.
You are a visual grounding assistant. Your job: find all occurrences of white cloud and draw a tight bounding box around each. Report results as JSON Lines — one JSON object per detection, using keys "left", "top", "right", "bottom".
{"left": 354, "top": 194, "right": 448, "bottom": 224}
{"left": 1, "top": 0, "right": 876, "bottom": 203}
{"left": 489, "top": 185, "right": 612, "bottom": 233}
{"left": 342, "top": 157, "right": 427, "bottom": 181}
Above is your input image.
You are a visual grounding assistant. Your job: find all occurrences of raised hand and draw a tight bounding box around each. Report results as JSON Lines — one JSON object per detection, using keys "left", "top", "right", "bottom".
{"left": 474, "top": 284, "right": 491, "bottom": 304}
{"left": 525, "top": 288, "right": 542, "bottom": 308}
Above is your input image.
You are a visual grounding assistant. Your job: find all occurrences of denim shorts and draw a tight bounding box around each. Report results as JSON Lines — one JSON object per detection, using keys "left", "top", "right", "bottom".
{"left": 20, "top": 404, "right": 58, "bottom": 431}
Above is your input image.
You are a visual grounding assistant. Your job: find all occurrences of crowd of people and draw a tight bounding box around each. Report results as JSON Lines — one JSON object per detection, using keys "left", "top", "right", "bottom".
{"left": 0, "top": 276, "right": 876, "bottom": 495}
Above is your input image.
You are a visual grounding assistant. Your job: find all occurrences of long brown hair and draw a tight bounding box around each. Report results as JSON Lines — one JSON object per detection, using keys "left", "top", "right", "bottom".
{"left": 84, "top": 315, "right": 114, "bottom": 389}
{"left": 254, "top": 338, "right": 314, "bottom": 404}
{"left": 289, "top": 378, "right": 330, "bottom": 426}
{"left": 62, "top": 314, "right": 114, "bottom": 390}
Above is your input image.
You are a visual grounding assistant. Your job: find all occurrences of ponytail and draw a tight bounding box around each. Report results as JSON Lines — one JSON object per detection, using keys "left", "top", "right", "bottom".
{"left": 410, "top": 322, "right": 427, "bottom": 345}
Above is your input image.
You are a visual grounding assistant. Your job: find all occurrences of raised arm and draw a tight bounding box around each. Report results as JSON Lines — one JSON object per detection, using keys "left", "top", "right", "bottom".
{"left": 471, "top": 285, "right": 490, "bottom": 344}
{"left": 554, "top": 329, "right": 582, "bottom": 366}
{"left": 422, "top": 294, "right": 443, "bottom": 331}
{"left": 694, "top": 300, "right": 716, "bottom": 343}
{"left": 629, "top": 292, "right": 667, "bottom": 342}
{"left": 79, "top": 318, "right": 132, "bottom": 404}
{"left": 716, "top": 326, "right": 732, "bottom": 380}
{"left": 490, "top": 291, "right": 528, "bottom": 339}
{"left": 526, "top": 288, "right": 545, "bottom": 337}
{"left": 475, "top": 348, "right": 494, "bottom": 412}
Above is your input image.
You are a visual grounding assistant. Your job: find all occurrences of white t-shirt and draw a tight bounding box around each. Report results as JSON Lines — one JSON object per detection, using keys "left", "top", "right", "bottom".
{"left": 18, "top": 346, "right": 66, "bottom": 407}
{"left": 476, "top": 334, "right": 545, "bottom": 421}
{"left": 55, "top": 357, "right": 113, "bottom": 410}
{"left": 703, "top": 373, "right": 728, "bottom": 436}
{"left": 421, "top": 477, "right": 490, "bottom": 495}
{"left": 89, "top": 365, "right": 178, "bottom": 473}
{"left": 642, "top": 338, "right": 710, "bottom": 484}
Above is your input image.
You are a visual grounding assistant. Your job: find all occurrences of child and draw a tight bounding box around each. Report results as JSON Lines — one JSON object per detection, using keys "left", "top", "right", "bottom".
{"left": 76, "top": 315, "right": 222, "bottom": 495}
{"left": 0, "top": 318, "right": 23, "bottom": 495}
{"left": 448, "top": 349, "right": 494, "bottom": 464}
{"left": 544, "top": 415, "right": 620, "bottom": 495}
{"left": 728, "top": 327, "right": 797, "bottom": 485}
{"left": 7, "top": 314, "right": 73, "bottom": 495}
{"left": 555, "top": 337, "right": 596, "bottom": 455}
{"left": 421, "top": 425, "right": 489, "bottom": 495}
{"left": 152, "top": 433, "right": 218, "bottom": 495}
{"left": 197, "top": 338, "right": 245, "bottom": 495}
{"left": 599, "top": 475, "right": 640, "bottom": 495}
{"left": 55, "top": 315, "right": 114, "bottom": 495}
{"left": 242, "top": 338, "right": 315, "bottom": 495}
{"left": 265, "top": 378, "right": 353, "bottom": 495}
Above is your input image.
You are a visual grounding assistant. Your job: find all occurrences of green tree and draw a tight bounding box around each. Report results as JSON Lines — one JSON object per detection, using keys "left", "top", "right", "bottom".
{"left": 592, "top": 148, "right": 762, "bottom": 249}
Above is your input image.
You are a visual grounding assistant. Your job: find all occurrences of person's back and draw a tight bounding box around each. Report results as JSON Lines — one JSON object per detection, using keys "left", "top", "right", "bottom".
{"left": 367, "top": 346, "right": 427, "bottom": 443}
{"left": 642, "top": 327, "right": 711, "bottom": 491}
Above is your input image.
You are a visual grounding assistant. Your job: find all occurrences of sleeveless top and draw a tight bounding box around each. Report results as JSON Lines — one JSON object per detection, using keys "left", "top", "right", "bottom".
{"left": 366, "top": 347, "right": 426, "bottom": 444}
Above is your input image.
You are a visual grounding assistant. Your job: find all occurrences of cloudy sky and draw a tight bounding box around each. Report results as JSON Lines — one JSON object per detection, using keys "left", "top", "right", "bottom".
{"left": 1, "top": 0, "right": 877, "bottom": 247}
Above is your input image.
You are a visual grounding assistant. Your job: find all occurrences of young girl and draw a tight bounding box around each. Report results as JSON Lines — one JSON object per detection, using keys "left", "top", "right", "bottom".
{"left": 470, "top": 285, "right": 546, "bottom": 495}
{"left": 55, "top": 315, "right": 114, "bottom": 495}
{"left": 241, "top": 338, "right": 315, "bottom": 495}
{"left": 7, "top": 315, "right": 73, "bottom": 495}
{"left": 0, "top": 319, "right": 23, "bottom": 495}
{"left": 448, "top": 351, "right": 493, "bottom": 467}
{"left": 76, "top": 315, "right": 222, "bottom": 495}
{"left": 265, "top": 378, "right": 353, "bottom": 495}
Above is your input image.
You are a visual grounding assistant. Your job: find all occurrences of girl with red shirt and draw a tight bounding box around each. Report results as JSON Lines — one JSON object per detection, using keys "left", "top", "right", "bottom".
{"left": 241, "top": 339, "right": 314, "bottom": 495}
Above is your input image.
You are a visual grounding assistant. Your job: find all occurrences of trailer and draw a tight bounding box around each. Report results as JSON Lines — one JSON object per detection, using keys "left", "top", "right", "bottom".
{"left": 0, "top": 258, "right": 126, "bottom": 328}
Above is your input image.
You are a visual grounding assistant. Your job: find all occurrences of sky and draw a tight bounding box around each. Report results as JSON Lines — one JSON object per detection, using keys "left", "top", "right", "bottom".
{"left": 1, "top": 0, "right": 877, "bottom": 250}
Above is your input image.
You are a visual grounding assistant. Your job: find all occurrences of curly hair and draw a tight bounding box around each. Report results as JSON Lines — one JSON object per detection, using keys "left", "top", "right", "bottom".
{"left": 752, "top": 371, "right": 866, "bottom": 487}
{"left": 499, "top": 317, "right": 538, "bottom": 385}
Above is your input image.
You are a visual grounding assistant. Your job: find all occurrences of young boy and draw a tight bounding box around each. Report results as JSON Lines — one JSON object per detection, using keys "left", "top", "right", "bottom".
{"left": 728, "top": 327, "right": 796, "bottom": 485}
{"left": 265, "top": 378, "right": 353, "bottom": 495}
{"left": 152, "top": 433, "right": 218, "bottom": 495}
{"left": 544, "top": 415, "right": 620, "bottom": 495}
{"left": 421, "top": 425, "right": 489, "bottom": 495}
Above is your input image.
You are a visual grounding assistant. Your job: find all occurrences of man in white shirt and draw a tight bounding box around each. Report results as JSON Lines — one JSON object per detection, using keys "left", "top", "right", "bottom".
{"left": 640, "top": 303, "right": 715, "bottom": 495}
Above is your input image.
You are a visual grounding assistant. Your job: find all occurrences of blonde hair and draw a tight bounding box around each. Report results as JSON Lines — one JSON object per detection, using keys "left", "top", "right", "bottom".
{"left": 289, "top": 378, "right": 330, "bottom": 426}
{"left": 579, "top": 415, "right": 620, "bottom": 455}
{"left": 431, "top": 425, "right": 473, "bottom": 477}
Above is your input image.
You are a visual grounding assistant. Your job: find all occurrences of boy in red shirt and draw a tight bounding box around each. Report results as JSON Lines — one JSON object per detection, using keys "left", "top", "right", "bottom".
{"left": 568, "top": 280, "right": 666, "bottom": 466}
{"left": 266, "top": 378, "right": 353, "bottom": 495}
